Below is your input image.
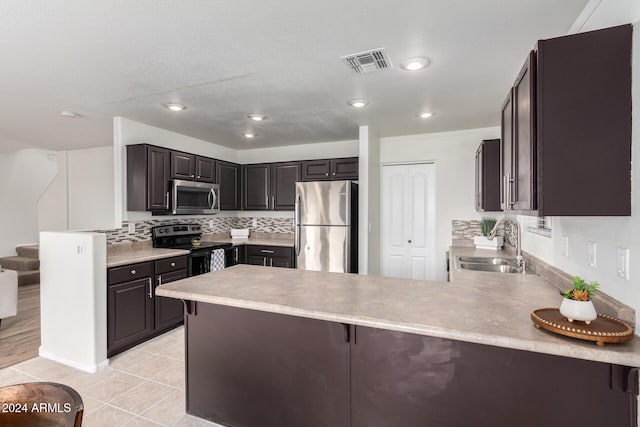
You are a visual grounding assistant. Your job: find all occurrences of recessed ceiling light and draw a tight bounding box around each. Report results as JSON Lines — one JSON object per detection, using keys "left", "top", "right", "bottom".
{"left": 60, "top": 110, "right": 79, "bottom": 118}
{"left": 242, "top": 132, "right": 256, "bottom": 139}
{"left": 348, "top": 99, "right": 369, "bottom": 108}
{"left": 248, "top": 114, "right": 266, "bottom": 121}
{"left": 416, "top": 111, "right": 434, "bottom": 119}
{"left": 165, "top": 103, "right": 187, "bottom": 112}
{"left": 402, "top": 57, "right": 430, "bottom": 71}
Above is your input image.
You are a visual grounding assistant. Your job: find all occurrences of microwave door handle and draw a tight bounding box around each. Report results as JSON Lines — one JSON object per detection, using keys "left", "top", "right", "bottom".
{"left": 208, "top": 188, "right": 217, "bottom": 210}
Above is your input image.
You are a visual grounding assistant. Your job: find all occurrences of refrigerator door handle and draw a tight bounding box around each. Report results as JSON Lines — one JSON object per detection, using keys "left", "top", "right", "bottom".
{"left": 295, "top": 194, "right": 301, "bottom": 256}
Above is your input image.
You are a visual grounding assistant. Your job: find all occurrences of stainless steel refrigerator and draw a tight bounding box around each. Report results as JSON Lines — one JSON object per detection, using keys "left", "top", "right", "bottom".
{"left": 295, "top": 180, "right": 358, "bottom": 273}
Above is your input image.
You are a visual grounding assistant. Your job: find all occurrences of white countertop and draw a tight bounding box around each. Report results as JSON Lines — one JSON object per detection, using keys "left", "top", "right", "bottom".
{"left": 156, "top": 256, "right": 640, "bottom": 367}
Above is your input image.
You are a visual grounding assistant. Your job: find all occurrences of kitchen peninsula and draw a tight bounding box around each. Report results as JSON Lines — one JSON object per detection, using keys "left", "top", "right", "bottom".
{"left": 157, "top": 264, "right": 640, "bottom": 427}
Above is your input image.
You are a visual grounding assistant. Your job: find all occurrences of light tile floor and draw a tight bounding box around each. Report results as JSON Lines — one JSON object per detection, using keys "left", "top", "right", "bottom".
{"left": 0, "top": 326, "right": 223, "bottom": 427}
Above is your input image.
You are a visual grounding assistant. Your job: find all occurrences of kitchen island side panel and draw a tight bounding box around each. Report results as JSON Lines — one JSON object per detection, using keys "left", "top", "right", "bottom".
{"left": 185, "top": 302, "right": 350, "bottom": 427}
{"left": 184, "top": 302, "right": 637, "bottom": 427}
{"left": 351, "top": 326, "right": 637, "bottom": 427}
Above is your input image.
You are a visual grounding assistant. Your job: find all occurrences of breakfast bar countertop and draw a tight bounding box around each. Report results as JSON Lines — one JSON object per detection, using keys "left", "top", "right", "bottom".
{"left": 157, "top": 253, "right": 640, "bottom": 368}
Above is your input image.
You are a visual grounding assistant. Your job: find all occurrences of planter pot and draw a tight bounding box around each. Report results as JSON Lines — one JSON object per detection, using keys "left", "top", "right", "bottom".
{"left": 559, "top": 298, "right": 597, "bottom": 324}
{"left": 473, "top": 236, "right": 503, "bottom": 250}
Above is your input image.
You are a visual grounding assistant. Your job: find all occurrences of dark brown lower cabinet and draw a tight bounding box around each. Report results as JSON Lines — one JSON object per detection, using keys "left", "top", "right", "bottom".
{"left": 186, "top": 303, "right": 350, "bottom": 427}
{"left": 107, "top": 276, "right": 153, "bottom": 356}
{"left": 154, "top": 269, "right": 186, "bottom": 331}
{"left": 246, "top": 245, "right": 294, "bottom": 268}
{"left": 107, "top": 256, "right": 188, "bottom": 357}
{"left": 184, "top": 304, "right": 638, "bottom": 427}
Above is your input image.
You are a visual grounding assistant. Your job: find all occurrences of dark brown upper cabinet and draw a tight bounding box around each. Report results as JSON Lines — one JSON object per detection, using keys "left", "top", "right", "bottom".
{"left": 301, "top": 157, "right": 358, "bottom": 181}
{"left": 271, "top": 162, "right": 301, "bottom": 210}
{"left": 243, "top": 164, "right": 270, "bottom": 210}
{"left": 127, "top": 144, "right": 170, "bottom": 212}
{"left": 170, "top": 151, "right": 215, "bottom": 183}
{"left": 243, "top": 162, "right": 301, "bottom": 211}
{"left": 501, "top": 24, "right": 631, "bottom": 216}
{"left": 475, "top": 139, "right": 501, "bottom": 212}
{"left": 217, "top": 161, "right": 242, "bottom": 210}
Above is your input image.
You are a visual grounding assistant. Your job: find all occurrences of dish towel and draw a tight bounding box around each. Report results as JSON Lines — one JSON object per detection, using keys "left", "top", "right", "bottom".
{"left": 210, "top": 249, "right": 226, "bottom": 272}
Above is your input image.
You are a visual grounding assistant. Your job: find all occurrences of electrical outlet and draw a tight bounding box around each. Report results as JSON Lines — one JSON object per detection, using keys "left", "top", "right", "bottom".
{"left": 252, "top": 218, "right": 257, "bottom": 228}
{"left": 209, "top": 219, "right": 214, "bottom": 229}
{"left": 616, "top": 248, "right": 630, "bottom": 280}
{"left": 561, "top": 236, "right": 569, "bottom": 257}
{"left": 127, "top": 222, "right": 135, "bottom": 234}
{"left": 588, "top": 241, "right": 597, "bottom": 268}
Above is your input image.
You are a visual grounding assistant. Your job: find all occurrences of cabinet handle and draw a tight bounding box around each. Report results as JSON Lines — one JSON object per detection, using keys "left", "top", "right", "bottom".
{"left": 130, "top": 269, "right": 136, "bottom": 275}
{"left": 158, "top": 276, "right": 162, "bottom": 285}
{"left": 265, "top": 195, "right": 268, "bottom": 209}
{"left": 261, "top": 249, "right": 275, "bottom": 254}
{"left": 325, "top": 173, "right": 329, "bottom": 176}
{"left": 165, "top": 191, "right": 169, "bottom": 209}
{"left": 263, "top": 257, "right": 267, "bottom": 266}
{"left": 170, "top": 262, "right": 175, "bottom": 267}
{"left": 191, "top": 174, "right": 195, "bottom": 178}
{"left": 147, "top": 278, "right": 153, "bottom": 299}
{"left": 332, "top": 172, "right": 336, "bottom": 176}
{"left": 196, "top": 175, "right": 201, "bottom": 179}
{"left": 234, "top": 248, "right": 239, "bottom": 262}
{"left": 507, "top": 173, "right": 514, "bottom": 207}
{"left": 271, "top": 196, "right": 275, "bottom": 210}
{"left": 270, "top": 258, "right": 273, "bottom": 267}
{"left": 408, "top": 240, "right": 412, "bottom": 243}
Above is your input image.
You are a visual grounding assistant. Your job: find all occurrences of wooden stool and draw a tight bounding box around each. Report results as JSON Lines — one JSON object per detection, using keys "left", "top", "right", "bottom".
{"left": 0, "top": 382, "right": 83, "bottom": 426}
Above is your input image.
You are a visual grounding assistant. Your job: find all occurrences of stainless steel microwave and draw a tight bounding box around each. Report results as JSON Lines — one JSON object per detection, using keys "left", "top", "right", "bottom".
{"left": 172, "top": 179, "right": 220, "bottom": 215}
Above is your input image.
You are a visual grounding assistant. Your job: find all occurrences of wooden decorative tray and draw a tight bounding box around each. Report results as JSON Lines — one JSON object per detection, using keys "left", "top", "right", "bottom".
{"left": 531, "top": 308, "right": 634, "bottom": 346}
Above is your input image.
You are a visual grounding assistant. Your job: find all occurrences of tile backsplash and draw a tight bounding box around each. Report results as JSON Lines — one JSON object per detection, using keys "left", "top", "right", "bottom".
{"left": 452, "top": 220, "right": 514, "bottom": 247}
{"left": 96, "top": 217, "right": 294, "bottom": 245}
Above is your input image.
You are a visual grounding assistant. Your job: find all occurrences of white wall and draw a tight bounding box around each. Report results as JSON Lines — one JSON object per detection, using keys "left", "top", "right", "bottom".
{"left": 0, "top": 149, "right": 58, "bottom": 256}
{"left": 38, "top": 152, "right": 68, "bottom": 232}
{"left": 237, "top": 139, "right": 358, "bottom": 164}
{"left": 38, "top": 147, "right": 117, "bottom": 232}
{"left": 68, "top": 147, "right": 116, "bottom": 230}
{"left": 358, "top": 126, "right": 381, "bottom": 275}
{"left": 380, "top": 127, "right": 501, "bottom": 281}
{"left": 39, "top": 231, "right": 107, "bottom": 372}
{"left": 521, "top": 4, "right": 640, "bottom": 330}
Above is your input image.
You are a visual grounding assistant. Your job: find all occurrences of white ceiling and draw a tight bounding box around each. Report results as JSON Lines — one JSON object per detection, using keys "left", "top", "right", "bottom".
{"left": 0, "top": 0, "right": 589, "bottom": 153}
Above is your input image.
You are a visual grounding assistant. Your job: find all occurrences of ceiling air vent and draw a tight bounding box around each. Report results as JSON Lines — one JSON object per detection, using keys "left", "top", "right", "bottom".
{"left": 340, "top": 48, "right": 392, "bottom": 74}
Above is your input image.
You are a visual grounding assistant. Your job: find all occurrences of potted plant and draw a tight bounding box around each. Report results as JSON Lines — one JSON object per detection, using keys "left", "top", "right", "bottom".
{"left": 473, "top": 217, "right": 503, "bottom": 249}
{"left": 559, "top": 276, "right": 599, "bottom": 324}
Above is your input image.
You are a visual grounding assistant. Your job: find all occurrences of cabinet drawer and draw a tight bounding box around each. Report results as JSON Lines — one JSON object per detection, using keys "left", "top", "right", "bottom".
{"left": 108, "top": 261, "right": 153, "bottom": 285}
{"left": 155, "top": 255, "right": 188, "bottom": 275}
{"left": 246, "top": 245, "right": 293, "bottom": 258}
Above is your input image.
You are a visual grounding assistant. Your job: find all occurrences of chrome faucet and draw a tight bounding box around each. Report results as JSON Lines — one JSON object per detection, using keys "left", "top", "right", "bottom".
{"left": 487, "top": 217, "right": 526, "bottom": 274}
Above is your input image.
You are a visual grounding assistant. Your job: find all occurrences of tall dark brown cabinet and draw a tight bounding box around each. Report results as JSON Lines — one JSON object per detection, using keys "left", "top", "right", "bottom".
{"left": 475, "top": 139, "right": 501, "bottom": 212}
{"left": 500, "top": 24, "right": 632, "bottom": 216}
{"left": 216, "top": 161, "right": 242, "bottom": 210}
{"left": 127, "top": 145, "right": 171, "bottom": 212}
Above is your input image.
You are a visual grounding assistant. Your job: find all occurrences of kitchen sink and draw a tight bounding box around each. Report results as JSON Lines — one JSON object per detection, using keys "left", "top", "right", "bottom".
{"left": 453, "top": 255, "right": 532, "bottom": 274}
{"left": 456, "top": 256, "right": 514, "bottom": 265}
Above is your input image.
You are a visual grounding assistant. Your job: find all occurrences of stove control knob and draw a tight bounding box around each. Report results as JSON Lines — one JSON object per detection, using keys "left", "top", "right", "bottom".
{"left": 165, "top": 227, "right": 171, "bottom": 233}
{"left": 158, "top": 229, "right": 163, "bottom": 234}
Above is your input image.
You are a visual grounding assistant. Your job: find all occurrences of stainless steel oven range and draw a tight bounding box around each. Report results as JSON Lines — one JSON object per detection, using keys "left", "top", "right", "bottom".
{"left": 152, "top": 224, "right": 233, "bottom": 276}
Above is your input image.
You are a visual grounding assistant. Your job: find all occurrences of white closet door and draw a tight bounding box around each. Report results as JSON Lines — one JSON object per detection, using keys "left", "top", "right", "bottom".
{"left": 382, "top": 163, "right": 435, "bottom": 280}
